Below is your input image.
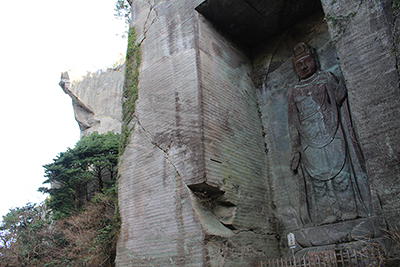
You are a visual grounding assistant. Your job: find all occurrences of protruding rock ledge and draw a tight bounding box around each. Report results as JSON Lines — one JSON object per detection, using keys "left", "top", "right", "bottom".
{"left": 59, "top": 67, "right": 124, "bottom": 136}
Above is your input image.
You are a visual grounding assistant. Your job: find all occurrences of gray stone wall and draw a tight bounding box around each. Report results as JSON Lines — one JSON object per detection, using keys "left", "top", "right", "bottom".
{"left": 116, "top": 0, "right": 207, "bottom": 266}
{"left": 321, "top": 0, "right": 400, "bottom": 228}
{"left": 198, "top": 16, "right": 279, "bottom": 264}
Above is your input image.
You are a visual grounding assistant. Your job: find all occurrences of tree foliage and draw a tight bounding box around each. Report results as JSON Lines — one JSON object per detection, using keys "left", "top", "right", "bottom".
{"left": 0, "top": 203, "right": 52, "bottom": 266}
{"left": 39, "top": 131, "right": 120, "bottom": 219}
{"left": 0, "top": 201, "right": 119, "bottom": 266}
{"left": 0, "top": 131, "right": 121, "bottom": 266}
{"left": 114, "top": 0, "right": 132, "bottom": 38}
{"left": 114, "top": 0, "right": 131, "bottom": 22}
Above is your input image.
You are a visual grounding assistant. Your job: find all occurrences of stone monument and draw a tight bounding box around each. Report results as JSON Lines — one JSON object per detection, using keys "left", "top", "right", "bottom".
{"left": 287, "top": 42, "right": 371, "bottom": 226}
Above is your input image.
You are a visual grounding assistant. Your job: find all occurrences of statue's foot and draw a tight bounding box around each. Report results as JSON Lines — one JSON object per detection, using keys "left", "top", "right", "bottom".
{"left": 320, "top": 215, "right": 338, "bottom": 225}
{"left": 341, "top": 212, "right": 358, "bottom": 221}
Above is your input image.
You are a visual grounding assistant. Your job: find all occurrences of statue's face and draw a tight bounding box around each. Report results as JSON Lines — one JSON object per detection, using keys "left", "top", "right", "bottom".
{"left": 294, "top": 55, "right": 316, "bottom": 80}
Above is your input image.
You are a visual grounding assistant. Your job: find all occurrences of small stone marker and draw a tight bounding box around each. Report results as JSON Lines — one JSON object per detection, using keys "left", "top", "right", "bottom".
{"left": 288, "top": 232, "right": 296, "bottom": 264}
{"left": 288, "top": 233, "right": 296, "bottom": 249}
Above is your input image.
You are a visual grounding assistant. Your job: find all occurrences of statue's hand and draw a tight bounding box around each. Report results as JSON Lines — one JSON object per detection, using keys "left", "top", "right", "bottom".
{"left": 290, "top": 151, "right": 300, "bottom": 171}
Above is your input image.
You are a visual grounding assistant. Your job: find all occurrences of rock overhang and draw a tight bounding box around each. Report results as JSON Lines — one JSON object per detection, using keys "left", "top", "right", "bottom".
{"left": 196, "top": 0, "right": 323, "bottom": 47}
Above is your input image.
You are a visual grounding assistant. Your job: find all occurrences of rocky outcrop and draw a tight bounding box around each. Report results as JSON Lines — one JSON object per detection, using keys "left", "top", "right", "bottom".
{"left": 59, "top": 67, "right": 124, "bottom": 136}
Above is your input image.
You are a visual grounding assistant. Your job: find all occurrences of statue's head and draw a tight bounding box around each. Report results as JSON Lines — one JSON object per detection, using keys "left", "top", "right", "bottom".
{"left": 292, "top": 42, "right": 317, "bottom": 80}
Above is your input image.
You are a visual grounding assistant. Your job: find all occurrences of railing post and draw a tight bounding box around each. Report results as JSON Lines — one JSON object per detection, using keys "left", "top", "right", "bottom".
{"left": 359, "top": 249, "right": 365, "bottom": 267}
{"left": 353, "top": 249, "right": 359, "bottom": 267}
{"left": 333, "top": 251, "right": 338, "bottom": 267}
{"left": 346, "top": 250, "right": 351, "bottom": 266}
{"left": 340, "top": 250, "right": 344, "bottom": 267}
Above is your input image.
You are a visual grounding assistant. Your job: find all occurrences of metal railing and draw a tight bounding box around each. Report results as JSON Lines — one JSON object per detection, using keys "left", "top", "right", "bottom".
{"left": 258, "top": 249, "right": 382, "bottom": 267}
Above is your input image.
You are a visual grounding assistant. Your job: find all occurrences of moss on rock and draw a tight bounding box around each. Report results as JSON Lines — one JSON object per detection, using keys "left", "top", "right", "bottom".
{"left": 120, "top": 26, "right": 140, "bottom": 155}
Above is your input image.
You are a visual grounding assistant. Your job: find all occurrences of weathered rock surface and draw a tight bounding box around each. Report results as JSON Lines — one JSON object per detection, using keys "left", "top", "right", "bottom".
{"left": 59, "top": 67, "right": 124, "bottom": 136}
{"left": 321, "top": 0, "right": 400, "bottom": 229}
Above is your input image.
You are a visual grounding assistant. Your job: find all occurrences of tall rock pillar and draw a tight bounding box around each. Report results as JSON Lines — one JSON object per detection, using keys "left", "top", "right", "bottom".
{"left": 116, "top": 0, "right": 279, "bottom": 266}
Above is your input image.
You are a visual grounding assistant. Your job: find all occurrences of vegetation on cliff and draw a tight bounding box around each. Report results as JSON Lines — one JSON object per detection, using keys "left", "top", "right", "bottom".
{"left": 0, "top": 2, "right": 136, "bottom": 265}
{"left": 40, "top": 131, "right": 120, "bottom": 219}
{"left": 0, "top": 132, "right": 120, "bottom": 266}
{"left": 120, "top": 26, "right": 140, "bottom": 155}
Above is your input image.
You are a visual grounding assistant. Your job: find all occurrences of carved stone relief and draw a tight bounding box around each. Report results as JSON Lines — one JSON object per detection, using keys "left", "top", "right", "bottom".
{"left": 287, "top": 43, "right": 372, "bottom": 227}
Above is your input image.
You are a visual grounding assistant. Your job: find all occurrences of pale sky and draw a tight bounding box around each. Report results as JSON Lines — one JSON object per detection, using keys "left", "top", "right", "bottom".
{"left": 0, "top": 0, "right": 128, "bottom": 218}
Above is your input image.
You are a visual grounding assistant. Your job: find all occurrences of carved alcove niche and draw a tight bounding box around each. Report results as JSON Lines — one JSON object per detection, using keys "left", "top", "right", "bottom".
{"left": 196, "top": 0, "right": 322, "bottom": 47}
{"left": 195, "top": 0, "right": 376, "bottom": 256}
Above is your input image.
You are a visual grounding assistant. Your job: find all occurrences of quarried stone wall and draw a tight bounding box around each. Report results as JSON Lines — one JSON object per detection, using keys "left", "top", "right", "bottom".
{"left": 116, "top": 0, "right": 400, "bottom": 265}
{"left": 116, "top": 0, "right": 207, "bottom": 265}
{"left": 198, "top": 15, "right": 279, "bottom": 264}
{"left": 321, "top": 0, "right": 400, "bottom": 230}
{"left": 116, "top": 0, "right": 279, "bottom": 266}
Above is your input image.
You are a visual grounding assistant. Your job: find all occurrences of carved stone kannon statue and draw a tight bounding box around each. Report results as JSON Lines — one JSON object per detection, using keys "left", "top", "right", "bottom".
{"left": 287, "top": 43, "right": 372, "bottom": 226}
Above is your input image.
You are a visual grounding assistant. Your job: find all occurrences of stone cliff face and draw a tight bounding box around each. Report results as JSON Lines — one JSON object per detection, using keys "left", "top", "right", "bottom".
{"left": 116, "top": 0, "right": 400, "bottom": 266}
{"left": 59, "top": 67, "right": 124, "bottom": 136}
{"left": 320, "top": 0, "right": 400, "bottom": 229}
{"left": 116, "top": 0, "right": 281, "bottom": 266}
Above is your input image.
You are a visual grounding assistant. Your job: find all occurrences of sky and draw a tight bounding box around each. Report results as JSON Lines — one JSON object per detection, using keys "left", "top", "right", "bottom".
{"left": 0, "top": 0, "right": 128, "bottom": 218}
